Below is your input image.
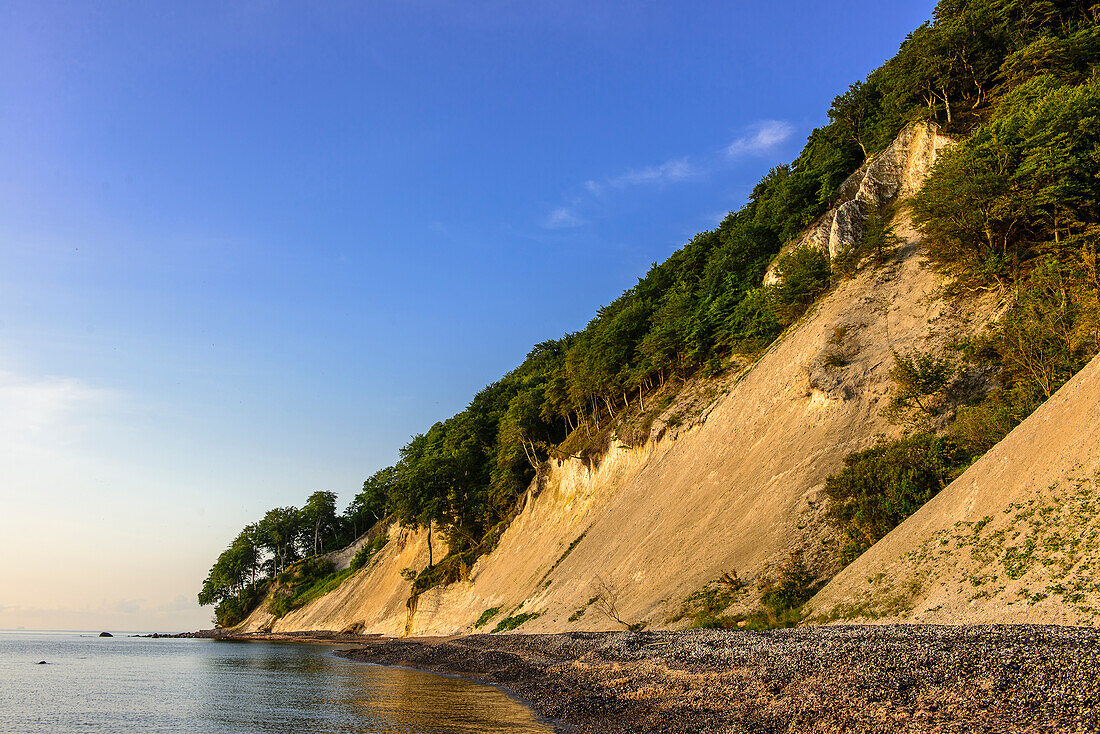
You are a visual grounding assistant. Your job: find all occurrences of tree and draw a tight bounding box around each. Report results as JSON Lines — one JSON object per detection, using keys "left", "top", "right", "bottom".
{"left": 913, "top": 74, "right": 1100, "bottom": 283}
{"left": 829, "top": 80, "right": 879, "bottom": 157}
{"left": 301, "top": 490, "right": 338, "bottom": 556}
{"left": 888, "top": 4, "right": 1005, "bottom": 126}
{"left": 911, "top": 128, "right": 1030, "bottom": 281}
{"left": 198, "top": 526, "right": 259, "bottom": 607}
{"left": 496, "top": 387, "right": 548, "bottom": 478}
{"left": 885, "top": 350, "right": 957, "bottom": 425}
{"left": 256, "top": 506, "right": 301, "bottom": 575}
{"left": 347, "top": 467, "right": 396, "bottom": 536}
{"left": 590, "top": 575, "right": 644, "bottom": 631}
{"left": 1006, "top": 75, "right": 1100, "bottom": 247}
{"left": 391, "top": 431, "right": 447, "bottom": 568}
{"left": 768, "top": 245, "right": 831, "bottom": 324}
{"left": 988, "top": 259, "right": 1097, "bottom": 399}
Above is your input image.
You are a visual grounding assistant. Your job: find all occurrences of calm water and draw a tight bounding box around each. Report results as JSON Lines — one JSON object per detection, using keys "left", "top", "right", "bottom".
{"left": 0, "top": 632, "right": 552, "bottom": 733}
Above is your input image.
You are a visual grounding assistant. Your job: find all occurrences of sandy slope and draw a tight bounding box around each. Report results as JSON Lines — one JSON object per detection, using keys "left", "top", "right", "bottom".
{"left": 807, "top": 353, "right": 1100, "bottom": 627}
{"left": 241, "top": 214, "right": 993, "bottom": 636}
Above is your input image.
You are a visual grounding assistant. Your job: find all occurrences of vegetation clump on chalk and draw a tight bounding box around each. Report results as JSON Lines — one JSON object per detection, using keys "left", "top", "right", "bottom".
{"left": 349, "top": 534, "right": 388, "bottom": 571}
{"left": 268, "top": 557, "right": 340, "bottom": 620}
{"left": 826, "top": 259, "right": 1100, "bottom": 565}
{"left": 491, "top": 611, "right": 542, "bottom": 633}
{"left": 474, "top": 606, "right": 502, "bottom": 629}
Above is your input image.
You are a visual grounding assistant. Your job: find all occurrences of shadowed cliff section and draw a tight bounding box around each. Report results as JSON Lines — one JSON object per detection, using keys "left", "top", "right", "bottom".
{"left": 808, "top": 352, "right": 1100, "bottom": 626}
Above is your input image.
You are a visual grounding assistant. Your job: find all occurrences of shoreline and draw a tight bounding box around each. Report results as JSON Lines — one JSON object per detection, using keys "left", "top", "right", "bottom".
{"left": 135, "top": 629, "right": 380, "bottom": 643}
{"left": 330, "top": 625, "right": 1100, "bottom": 733}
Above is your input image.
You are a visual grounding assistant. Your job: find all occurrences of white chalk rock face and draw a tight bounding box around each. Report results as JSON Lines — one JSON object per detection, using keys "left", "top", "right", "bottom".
{"left": 764, "top": 122, "right": 955, "bottom": 284}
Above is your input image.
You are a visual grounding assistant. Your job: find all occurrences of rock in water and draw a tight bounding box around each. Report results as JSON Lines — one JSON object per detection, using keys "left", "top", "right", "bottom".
{"left": 98, "top": 632, "right": 113, "bottom": 637}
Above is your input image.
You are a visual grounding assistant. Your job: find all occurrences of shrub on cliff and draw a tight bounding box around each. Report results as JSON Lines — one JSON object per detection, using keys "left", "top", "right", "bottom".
{"left": 212, "top": 583, "right": 265, "bottom": 628}
{"left": 769, "top": 245, "right": 831, "bottom": 324}
{"left": 826, "top": 434, "right": 963, "bottom": 563}
{"left": 268, "top": 557, "right": 336, "bottom": 619}
{"left": 758, "top": 552, "right": 820, "bottom": 628}
{"left": 885, "top": 350, "right": 958, "bottom": 426}
{"left": 349, "top": 534, "right": 388, "bottom": 571}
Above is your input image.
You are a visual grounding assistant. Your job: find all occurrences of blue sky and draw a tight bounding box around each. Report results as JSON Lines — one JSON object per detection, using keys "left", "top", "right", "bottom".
{"left": 0, "top": 1, "right": 935, "bottom": 630}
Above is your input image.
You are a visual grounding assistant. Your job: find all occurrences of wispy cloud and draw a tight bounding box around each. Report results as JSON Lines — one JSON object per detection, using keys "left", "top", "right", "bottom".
{"left": 159, "top": 594, "right": 197, "bottom": 613}
{"left": 0, "top": 369, "right": 112, "bottom": 441}
{"left": 543, "top": 207, "right": 586, "bottom": 229}
{"left": 112, "top": 598, "right": 145, "bottom": 615}
{"left": 726, "top": 120, "right": 794, "bottom": 157}
{"left": 541, "top": 119, "right": 795, "bottom": 229}
{"left": 584, "top": 156, "right": 699, "bottom": 196}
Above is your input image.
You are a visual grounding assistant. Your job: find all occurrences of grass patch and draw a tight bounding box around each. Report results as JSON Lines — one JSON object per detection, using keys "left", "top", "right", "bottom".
{"left": 540, "top": 531, "right": 588, "bottom": 583}
{"left": 269, "top": 557, "right": 343, "bottom": 619}
{"left": 568, "top": 596, "right": 598, "bottom": 623}
{"left": 474, "top": 606, "right": 502, "bottom": 629}
{"left": 684, "top": 554, "right": 821, "bottom": 630}
{"left": 491, "top": 611, "right": 542, "bottom": 633}
{"left": 288, "top": 567, "right": 355, "bottom": 609}
{"left": 673, "top": 575, "right": 744, "bottom": 628}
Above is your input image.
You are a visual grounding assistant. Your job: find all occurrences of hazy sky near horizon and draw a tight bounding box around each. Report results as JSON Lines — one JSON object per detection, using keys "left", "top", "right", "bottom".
{"left": 0, "top": 0, "right": 936, "bottom": 631}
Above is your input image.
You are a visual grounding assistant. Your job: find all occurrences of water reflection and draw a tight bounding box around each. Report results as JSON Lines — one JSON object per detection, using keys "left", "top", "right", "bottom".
{"left": 0, "top": 633, "right": 551, "bottom": 734}
{"left": 198, "top": 640, "right": 551, "bottom": 734}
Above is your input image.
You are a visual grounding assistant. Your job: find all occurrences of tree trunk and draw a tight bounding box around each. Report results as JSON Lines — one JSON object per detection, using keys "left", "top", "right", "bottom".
{"left": 427, "top": 524, "right": 433, "bottom": 568}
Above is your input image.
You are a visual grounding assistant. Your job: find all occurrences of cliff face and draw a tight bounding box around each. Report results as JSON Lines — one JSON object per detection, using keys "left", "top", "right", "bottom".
{"left": 240, "top": 213, "right": 997, "bottom": 637}
{"left": 807, "top": 352, "right": 1100, "bottom": 626}
{"left": 239, "top": 120, "right": 1100, "bottom": 637}
{"left": 765, "top": 122, "right": 954, "bottom": 283}
{"left": 241, "top": 524, "right": 436, "bottom": 634}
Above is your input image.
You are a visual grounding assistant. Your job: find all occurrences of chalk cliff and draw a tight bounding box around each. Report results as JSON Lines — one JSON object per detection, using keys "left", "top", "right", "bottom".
{"left": 765, "top": 122, "right": 954, "bottom": 283}
{"left": 238, "top": 120, "right": 1098, "bottom": 636}
{"left": 240, "top": 224, "right": 996, "bottom": 637}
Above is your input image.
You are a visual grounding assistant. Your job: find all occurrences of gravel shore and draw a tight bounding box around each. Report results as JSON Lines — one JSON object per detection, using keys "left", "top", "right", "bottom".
{"left": 334, "top": 625, "right": 1100, "bottom": 733}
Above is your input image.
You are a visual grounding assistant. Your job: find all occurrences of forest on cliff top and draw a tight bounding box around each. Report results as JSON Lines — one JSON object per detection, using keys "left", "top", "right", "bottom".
{"left": 201, "top": 0, "right": 1100, "bottom": 628}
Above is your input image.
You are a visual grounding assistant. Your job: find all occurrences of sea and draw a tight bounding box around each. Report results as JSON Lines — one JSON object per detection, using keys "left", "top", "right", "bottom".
{"left": 0, "top": 631, "right": 553, "bottom": 733}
